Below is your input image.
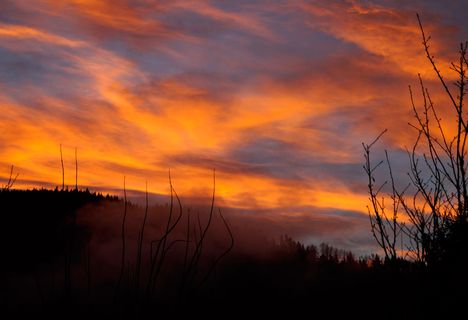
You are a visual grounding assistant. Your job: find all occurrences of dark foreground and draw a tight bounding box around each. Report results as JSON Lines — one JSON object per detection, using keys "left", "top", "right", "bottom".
{"left": 0, "top": 189, "right": 466, "bottom": 319}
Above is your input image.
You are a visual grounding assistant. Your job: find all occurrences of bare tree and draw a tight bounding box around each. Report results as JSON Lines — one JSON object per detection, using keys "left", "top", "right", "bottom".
{"left": 363, "top": 132, "right": 402, "bottom": 262}
{"left": 364, "top": 14, "right": 468, "bottom": 266}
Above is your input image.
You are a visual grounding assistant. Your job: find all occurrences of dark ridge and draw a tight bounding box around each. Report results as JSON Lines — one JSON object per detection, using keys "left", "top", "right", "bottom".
{"left": 0, "top": 188, "right": 118, "bottom": 269}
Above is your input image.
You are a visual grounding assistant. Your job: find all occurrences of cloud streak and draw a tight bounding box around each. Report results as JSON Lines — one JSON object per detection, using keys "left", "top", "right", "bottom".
{"left": 1, "top": 0, "right": 467, "bottom": 251}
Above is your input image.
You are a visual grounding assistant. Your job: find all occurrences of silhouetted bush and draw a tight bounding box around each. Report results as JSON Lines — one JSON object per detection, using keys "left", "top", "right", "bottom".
{"left": 364, "top": 15, "right": 468, "bottom": 271}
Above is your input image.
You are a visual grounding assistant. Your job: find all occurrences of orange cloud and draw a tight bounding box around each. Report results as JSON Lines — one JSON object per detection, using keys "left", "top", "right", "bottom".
{"left": 0, "top": 0, "right": 466, "bottom": 245}
{"left": 0, "top": 23, "right": 83, "bottom": 47}
{"left": 301, "top": 0, "right": 456, "bottom": 78}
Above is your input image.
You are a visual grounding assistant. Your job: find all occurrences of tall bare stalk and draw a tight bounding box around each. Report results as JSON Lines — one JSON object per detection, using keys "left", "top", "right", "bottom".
{"left": 117, "top": 176, "right": 128, "bottom": 291}
{"left": 135, "top": 181, "right": 149, "bottom": 295}
{"left": 2, "top": 165, "right": 18, "bottom": 191}
{"left": 60, "top": 144, "right": 65, "bottom": 190}
{"left": 75, "top": 147, "right": 78, "bottom": 191}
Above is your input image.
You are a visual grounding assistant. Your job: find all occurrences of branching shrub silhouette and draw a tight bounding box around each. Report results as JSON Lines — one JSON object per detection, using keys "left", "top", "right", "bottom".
{"left": 78, "top": 170, "right": 234, "bottom": 315}
{"left": 364, "top": 14, "right": 468, "bottom": 267}
{"left": 0, "top": 169, "right": 236, "bottom": 316}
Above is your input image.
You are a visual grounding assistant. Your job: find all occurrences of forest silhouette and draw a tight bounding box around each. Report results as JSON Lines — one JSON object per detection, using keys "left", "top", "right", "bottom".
{"left": 1, "top": 14, "right": 467, "bottom": 320}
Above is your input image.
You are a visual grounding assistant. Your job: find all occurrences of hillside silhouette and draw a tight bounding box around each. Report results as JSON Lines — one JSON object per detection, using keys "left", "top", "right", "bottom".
{"left": 0, "top": 188, "right": 466, "bottom": 319}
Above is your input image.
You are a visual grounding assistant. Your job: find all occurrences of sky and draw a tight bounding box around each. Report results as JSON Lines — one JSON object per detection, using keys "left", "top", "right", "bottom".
{"left": 1, "top": 0, "right": 467, "bottom": 253}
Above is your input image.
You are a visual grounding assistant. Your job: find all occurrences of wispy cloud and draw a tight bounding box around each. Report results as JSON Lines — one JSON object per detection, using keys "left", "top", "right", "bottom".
{"left": 0, "top": 0, "right": 467, "bottom": 250}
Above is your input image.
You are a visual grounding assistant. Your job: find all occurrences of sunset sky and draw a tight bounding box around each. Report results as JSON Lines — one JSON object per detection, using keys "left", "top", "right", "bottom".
{"left": 1, "top": 0, "right": 467, "bottom": 252}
